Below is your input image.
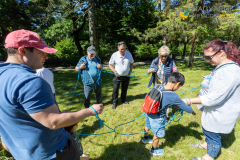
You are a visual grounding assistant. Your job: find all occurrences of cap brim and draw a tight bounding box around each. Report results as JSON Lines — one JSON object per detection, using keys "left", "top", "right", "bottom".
{"left": 88, "top": 51, "right": 96, "bottom": 54}
{"left": 33, "top": 44, "right": 58, "bottom": 54}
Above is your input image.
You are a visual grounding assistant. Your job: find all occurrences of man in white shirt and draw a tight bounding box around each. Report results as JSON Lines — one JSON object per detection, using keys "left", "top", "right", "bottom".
{"left": 36, "top": 67, "right": 55, "bottom": 95}
{"left": 108, "top": 42, "right": 134, "bottom": 109}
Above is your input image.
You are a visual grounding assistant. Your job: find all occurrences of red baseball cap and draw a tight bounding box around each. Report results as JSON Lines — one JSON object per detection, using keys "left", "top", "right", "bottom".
{"left": 4, "top": 29, "right": 57, "bottom": 54}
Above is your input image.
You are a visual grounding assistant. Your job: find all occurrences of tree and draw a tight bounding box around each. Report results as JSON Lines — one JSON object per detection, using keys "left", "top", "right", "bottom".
{"left": 0, "top": 0, "right": 48, "bottom": 60}
{"left": 41, "top": 0, "right": 89, "bottom": 55}
{"left": 88, "top": 0, "right": 97, "bottom": 54}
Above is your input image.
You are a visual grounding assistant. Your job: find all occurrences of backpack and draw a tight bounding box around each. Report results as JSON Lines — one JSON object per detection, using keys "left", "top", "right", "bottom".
{"left": 142, "top": 85, "right": 172, "bottom": 114}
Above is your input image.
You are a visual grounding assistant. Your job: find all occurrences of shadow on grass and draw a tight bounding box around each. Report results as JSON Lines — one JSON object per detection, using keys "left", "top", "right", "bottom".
{"left": 93, "top": 142, "right": 151, "bottom": 160}
{"left": 221, "top": 129, "right": 236, "bottom": 149}
{"left": 76, "top": 120, "right": 103, "bottom": 140}
{"left": 176, "top": 60, "right": 215, "bottom": 71}
{"left": 103, "top": 93, "right": 147, "bottom": 106}
{"left": 163, "top": 122, "right": 203, "bottom": 148}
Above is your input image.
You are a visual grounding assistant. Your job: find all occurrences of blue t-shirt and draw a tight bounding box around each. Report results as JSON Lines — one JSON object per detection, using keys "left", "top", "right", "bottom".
{"left": 86, "top": 57, "right": 98, "bottom": 83}
{"left": 155, "top": 85, "right": 193, "bottom": 117}
{"left": 0, "top": 63, "right": 69, "bottom": 160}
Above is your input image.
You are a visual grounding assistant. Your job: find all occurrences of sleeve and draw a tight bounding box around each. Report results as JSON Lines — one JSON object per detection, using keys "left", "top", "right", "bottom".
{"left": 173, "top": 95, "right": 193, "bottom": 113}
{"left": 129, "top": 52, "right": 134, "bottom": 63}
{"left": 200, "top": 67, "right": 236, "bottom": 107}
{"left": 76, "top": 58, "right": 84, "bottom": 67}
{"left": 149, "top": 59, "right": 155, "bottom": 70}
{"left": 172, "top": 61, "right": 178, "bottom": 72}
{"left": 17, "top": 77, "right": 56, "bottom": 114}
{"left": 109, "top": 54, "right": 115, "bottom": 65}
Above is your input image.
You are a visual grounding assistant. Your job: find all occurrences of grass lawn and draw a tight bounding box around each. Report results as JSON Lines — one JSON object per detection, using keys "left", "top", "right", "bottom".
{"left": 1, "top": 60, "right": 240, "bottom": 160}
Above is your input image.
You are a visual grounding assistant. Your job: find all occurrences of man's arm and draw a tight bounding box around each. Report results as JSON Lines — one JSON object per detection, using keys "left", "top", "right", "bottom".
{"left": 1, "top": 138, "right": 10, "bottom": 153}
{"left": 29, "top": 104, "right": 104, "bottom": 130}
{"left": 109, "top": 64, "right": 120, "bottom": 77}
{"left": 75, "top": 63, "right": 86, "bottom": 72}
{"left": 129, "top": 63, "right": 133, "bottom": 73}
{"left": 127, "top": 63, "right": 133, "bottom": 76}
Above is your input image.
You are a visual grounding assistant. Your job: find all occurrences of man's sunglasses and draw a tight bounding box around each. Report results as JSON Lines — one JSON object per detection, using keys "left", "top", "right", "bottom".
{"left": 118, "top": 42, "right": 125, "bottom": 46}
{"left": 160, "top": 55, "right": 168, "bottom": 58}
{"left": 204, "top": 50, "right": 220, "bottom": 60}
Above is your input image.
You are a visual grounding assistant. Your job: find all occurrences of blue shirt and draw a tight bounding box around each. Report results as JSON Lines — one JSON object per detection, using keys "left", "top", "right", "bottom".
{"left": 0, "top": 63, "right": 69, "bottom": 160}
{"left": 156, "top": 85, "right": 193, "bottom": 117}
{"left": 86, "top": 57, "right": 98, "bottom": 83}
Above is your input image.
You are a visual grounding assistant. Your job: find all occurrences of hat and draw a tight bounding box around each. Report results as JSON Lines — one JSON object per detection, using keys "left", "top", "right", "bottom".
{"left": 87, "top": 46, "right": 96, "bottom": 54}
{"left": 4, "top": 29, "right": 57, "bottom": 54}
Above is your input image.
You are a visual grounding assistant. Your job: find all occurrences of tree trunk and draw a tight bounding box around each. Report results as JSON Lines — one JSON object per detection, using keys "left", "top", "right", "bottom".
{"left": 188, "top": 37, "right": 197, "bottom": 67}
{"left": 158, "top": 1, "right": 167, "bottom": 46}
{"left": 162, "top": 35, "right": 167, "bottom": 45}
{"left": 71, "top": 18, "right": 83, "bottom": 55}
{"left": 182, "top": 36, "right": 187, "bottom": 59}
{"left": 158, "top": 1, "right": 161, "bottom": 22}
{"left": 88, "top": 0, "right": 97, "bottom": 55}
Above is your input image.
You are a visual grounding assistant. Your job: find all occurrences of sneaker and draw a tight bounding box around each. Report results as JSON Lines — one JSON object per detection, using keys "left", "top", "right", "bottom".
{"left": 112, "top": 103, "right": 117, "bottom": 109}
{"left": 121, "top": 101, "right": 129, "bottom": 104}
{"left": 141, "top": 137, "right": 153, "bottom": 144}
{"left": 149, "top": 148, "right": 164, "bottom": 156}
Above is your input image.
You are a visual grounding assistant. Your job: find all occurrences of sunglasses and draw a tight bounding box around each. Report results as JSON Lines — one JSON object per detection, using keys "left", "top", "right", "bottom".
{"left": 118, "top": 42, "right": 125, "bottom": 46}
{"left": 160, "top": 55, "right": 168, "bottom": 58}
{"left": 204, "top": 50, "right": 220, "bottom": 60}
{"left": 121, "top": 57, "right": 124, "bottom": 65}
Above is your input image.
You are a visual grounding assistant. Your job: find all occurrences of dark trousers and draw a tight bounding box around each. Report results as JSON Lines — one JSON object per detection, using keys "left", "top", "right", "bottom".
{"left": 84, "top": 85, "right": 102, "bottom": 108}
{"left": 51, "top": 134, "right": 80, "bottom": 160}
{"left": 112, "top": 75, "right": 130, "bottom": 103}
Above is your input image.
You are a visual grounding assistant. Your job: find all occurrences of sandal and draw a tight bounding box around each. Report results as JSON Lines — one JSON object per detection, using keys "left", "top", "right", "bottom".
{"left": 191, "top": 143, "right": 207, "bottom": 150}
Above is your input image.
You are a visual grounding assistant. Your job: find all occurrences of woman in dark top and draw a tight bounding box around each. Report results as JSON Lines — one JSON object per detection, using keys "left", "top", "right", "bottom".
{"left": 147, "top": 45, "right": 178, "bottom": 87}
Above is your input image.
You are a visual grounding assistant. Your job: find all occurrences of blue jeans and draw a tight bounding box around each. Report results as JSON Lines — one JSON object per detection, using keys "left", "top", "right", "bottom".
{"left": 202, "top": 127, "right": 221, "bottom": 158}
{"left": 145, "top": 113, "right": 166, "bottom": 138}
{"left": 84, "top": 85, "right": 102, "bottom": 108}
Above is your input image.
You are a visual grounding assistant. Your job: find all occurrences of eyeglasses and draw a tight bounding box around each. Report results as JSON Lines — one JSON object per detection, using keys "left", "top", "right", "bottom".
{"left": 160, "top": 55, "right": 168, "bottom": 58}
{"left": 118, "top": 42, "right": 125, "bottom": 46}
{"left": 121, "top": 57, "right": 124, "bottom": 65}
{"left": 204, "top": 50, "right": 220, "bottom": 60}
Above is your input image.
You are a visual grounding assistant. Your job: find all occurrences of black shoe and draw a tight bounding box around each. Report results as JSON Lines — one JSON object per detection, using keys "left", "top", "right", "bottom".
{"left": 112, "top": 103, "right": 117, "bottom": 109}
{"left": 122, "top": 101, "right": 129, "bottom": 104}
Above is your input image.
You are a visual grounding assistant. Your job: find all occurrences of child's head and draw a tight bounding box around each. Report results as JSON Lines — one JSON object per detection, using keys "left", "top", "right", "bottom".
{"left": 167, "top": 72, "right": 185, "bottom": 91}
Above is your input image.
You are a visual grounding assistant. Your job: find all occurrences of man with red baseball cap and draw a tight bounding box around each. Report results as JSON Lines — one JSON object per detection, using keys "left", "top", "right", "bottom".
{"left": 0, "top": 29, "right": 104, "bottom": 160}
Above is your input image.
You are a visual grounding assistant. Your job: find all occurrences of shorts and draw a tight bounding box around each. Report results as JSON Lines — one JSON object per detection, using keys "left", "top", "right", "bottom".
{"left": 51, "top": 133, "right": 80, "bottom": 160}
{"left": 145, "top": 113, "right": 166, "bottom": 138}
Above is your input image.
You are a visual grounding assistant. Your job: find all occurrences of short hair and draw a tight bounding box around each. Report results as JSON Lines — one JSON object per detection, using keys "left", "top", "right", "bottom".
{"left": 168, "top": 72, "right": 185, "bottom": 86}
{"left": 158, "top": 45, "right": 170, "bottom": 56}
{"left": 6, "top": 47, "right": 34, "bottom": 56}
{"left": 118, "top": 41, "right": 126, "bottom": 47}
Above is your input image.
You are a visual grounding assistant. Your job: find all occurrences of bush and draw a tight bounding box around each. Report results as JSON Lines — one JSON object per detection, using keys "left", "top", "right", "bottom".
{"left": 54, "top": 37, "right": 81, "bottom": 66}
{"left": 134, "top": 42, "right": 161, "bottom": 61}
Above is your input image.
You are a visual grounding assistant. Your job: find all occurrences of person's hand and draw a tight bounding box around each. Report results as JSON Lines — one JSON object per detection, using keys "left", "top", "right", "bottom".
{"left": 97, "top": 63, "right": 102, "bottom": 69}
{"left": 182, "top": 98, "right": 188, "bottom": 105}
{"left": 114, "top": 72, "right": 120, "bottom": 77}
{"left": 70, "top": 123, "right": 78, "bottom": 132}
{"left": 127, "top": 71, "right": 131, "bottom": 76}
{"left": 147, "top": 68, "right": 155, "bottom": 74}
{"left": 90, "top": 104, "right": 104, "bottom": 115}
{"left": 80, "top": 63, "right": 86, "bottom": 69}
{"left": 202, "top": 75, "right": 205, "bottom": 79}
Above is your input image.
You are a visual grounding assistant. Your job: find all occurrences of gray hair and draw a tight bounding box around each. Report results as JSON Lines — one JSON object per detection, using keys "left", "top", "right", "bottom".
{"left": 158, "top": 45, "right": 170, "bottom": 56}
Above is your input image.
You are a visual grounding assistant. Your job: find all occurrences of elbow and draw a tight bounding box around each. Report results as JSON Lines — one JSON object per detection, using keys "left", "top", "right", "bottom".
{"left": 48, "top": 120, "right": 60, "bottom": 130}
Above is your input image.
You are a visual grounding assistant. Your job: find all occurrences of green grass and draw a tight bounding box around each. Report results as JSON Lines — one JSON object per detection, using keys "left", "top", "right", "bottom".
{"left": 1, "top": 60, "right": 240, "bottom": 160}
